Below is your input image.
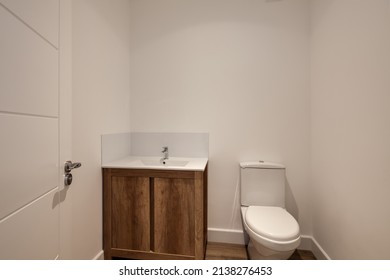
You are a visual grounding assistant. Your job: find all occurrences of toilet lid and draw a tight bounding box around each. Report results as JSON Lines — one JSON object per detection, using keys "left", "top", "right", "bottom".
{"left": 245, "top": 206, "right": 300, "bottom": 242}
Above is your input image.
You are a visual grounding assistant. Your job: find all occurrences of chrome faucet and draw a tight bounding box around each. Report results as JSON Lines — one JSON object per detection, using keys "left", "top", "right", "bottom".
{"left": 161, "top": 146, "right": 169, "bottom": 161}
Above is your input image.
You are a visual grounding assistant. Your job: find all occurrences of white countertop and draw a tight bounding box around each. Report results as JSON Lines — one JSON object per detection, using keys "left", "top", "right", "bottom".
{"left": 102, "top": 156, "right": 208, "bottom": 171}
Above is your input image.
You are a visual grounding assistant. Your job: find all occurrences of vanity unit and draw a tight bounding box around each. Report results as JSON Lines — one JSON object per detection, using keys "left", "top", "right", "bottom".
{"left": 102, "top": 157, "right": 208, "bottom": 260}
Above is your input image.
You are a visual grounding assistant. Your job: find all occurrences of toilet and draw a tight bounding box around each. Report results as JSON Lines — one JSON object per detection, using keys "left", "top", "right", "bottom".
{"left": 240, "top": 161, "right": 301, "bottom": 260}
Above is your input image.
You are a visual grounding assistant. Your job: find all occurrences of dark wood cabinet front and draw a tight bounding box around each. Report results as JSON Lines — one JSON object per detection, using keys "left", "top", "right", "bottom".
{"left": 103, "top": 166, "right": 207, "bottom": 260}
{"left": 110, "top": 176, "right": 150, "bottom": 251}
{"left": 154, "top": 177, "right": 195, "bottom": 256}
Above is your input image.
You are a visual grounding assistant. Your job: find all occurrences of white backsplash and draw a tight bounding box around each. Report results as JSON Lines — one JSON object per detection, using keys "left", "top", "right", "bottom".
{"left": 101, "top": 132, "right": 208, "bottom": 165}
{"left": 101, "top": 132, "right": 131, "bottom": 165}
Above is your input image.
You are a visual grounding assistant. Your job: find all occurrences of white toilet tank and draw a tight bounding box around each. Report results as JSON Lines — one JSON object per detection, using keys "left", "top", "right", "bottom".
{"left": 240, "top": 161, "right": 286, "bottom": 208}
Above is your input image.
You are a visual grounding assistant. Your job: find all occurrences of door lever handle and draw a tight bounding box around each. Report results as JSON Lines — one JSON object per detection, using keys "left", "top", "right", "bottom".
{"left": 64, "top": 161, "right": 82, "bottom": 173}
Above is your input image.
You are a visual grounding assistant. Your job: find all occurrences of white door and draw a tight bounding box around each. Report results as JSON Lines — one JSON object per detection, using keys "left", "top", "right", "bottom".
{"left": 0, "top": 0, "right": 72, "bottom": 259}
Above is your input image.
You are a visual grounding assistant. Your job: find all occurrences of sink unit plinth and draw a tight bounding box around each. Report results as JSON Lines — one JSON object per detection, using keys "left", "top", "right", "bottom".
{"left": 103, "top": 166, "right": 208, "bottom": 260}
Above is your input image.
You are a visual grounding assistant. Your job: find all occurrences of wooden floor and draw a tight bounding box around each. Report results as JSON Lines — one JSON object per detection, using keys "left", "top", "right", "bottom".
{"left": 205, "top": 242, "right": 316, "bottom": 260}
{"left": 206, "top": 243, "right": 248, "bottom": 260}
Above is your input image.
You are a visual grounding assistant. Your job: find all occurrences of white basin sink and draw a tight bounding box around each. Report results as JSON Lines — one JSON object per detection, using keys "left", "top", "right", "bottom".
{"left": 141, "top": 159, "right": 189, "bottom": 167}
{"left": 102, "top": 156, "right": 207, "bottom": 171}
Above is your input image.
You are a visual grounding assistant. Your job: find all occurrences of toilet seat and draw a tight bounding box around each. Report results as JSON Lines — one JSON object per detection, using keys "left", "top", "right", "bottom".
{"left": 242, "top": 206, "right": 301, "bottom": 252}
{"left": 246, "top": 206, "right": 300, "bottom": 242}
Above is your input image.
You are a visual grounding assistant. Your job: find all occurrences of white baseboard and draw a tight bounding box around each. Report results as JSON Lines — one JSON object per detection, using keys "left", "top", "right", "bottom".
{"left": 98, "top": 232, "right": 330, "bottom": 260}
{"left": 310, "top": 237, "right": 331, "bottom": 260}
{"left": 92, "top": 250, "right": 104, "bottom": 260}
{"left": 207, "top": 228, "right": 331, "bottom": 260}
{"left": 208, "top": 228, "right": 245, "bottom": 245}
{"left": 298, "top": 235, "right": 329, "bottom": 259}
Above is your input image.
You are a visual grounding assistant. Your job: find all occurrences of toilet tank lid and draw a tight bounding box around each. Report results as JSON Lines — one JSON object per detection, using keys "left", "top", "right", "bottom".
{"left": 240, "top": 161, "right": 285, "bottom": 169}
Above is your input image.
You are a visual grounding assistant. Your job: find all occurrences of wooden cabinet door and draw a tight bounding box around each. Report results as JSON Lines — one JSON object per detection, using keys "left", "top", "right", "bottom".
{"left": 111, "top": 176, "right": 150, "bottom": 251}
{"left": 154, "top": 177, "right": 195, "bottom": 256}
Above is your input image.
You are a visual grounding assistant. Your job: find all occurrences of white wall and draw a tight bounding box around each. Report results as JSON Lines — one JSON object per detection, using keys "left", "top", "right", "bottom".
{"left": 129, "top": 0, "right": 311, "bottom": 238}
{"left": 71, "top": 0, "right": 131, "bottom": 259}
{"left": 311, "top": 0, "right": 390, "bottom": 259}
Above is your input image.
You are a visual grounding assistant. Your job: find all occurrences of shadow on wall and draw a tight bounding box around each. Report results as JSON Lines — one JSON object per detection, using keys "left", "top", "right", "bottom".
{"left": 77, "top": 0, "right": 130, "bottom": 46}
{"left": 130, "top": 0, "right": 297, "bottom": 52}
{"left": 52, "top": 186, "right": 69, "bottom": 209}
{"left": 285, "top": 179, "right": 299, "bottom": 222}
{"left": 230, "top": 177, "right": 243, "bottom": 229}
